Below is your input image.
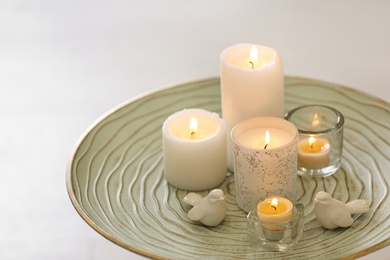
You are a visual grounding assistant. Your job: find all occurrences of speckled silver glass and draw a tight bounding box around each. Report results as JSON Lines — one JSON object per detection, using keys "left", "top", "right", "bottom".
{"left": 285, "top": 105, "right": 344, "bottom": 177}
{"left": 231, "top": 117, "right": 298, "bottom": 212}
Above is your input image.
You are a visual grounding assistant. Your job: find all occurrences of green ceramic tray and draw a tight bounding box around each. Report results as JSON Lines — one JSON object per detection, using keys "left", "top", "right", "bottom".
{"left": 67, "top": 77, "right": 390, "bottom": 259}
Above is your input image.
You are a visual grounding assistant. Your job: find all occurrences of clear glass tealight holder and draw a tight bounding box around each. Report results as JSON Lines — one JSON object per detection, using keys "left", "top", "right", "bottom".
{"left": 247, "top": 201, "right": 304, "bottom": 252}
{"left": 285, "top": 105, "right": 344, "bottom": 177}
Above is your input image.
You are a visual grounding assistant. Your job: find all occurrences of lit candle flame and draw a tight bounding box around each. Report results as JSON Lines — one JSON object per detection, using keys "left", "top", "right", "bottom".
{"left": 312, "top": 113, "right": 320, "bottom": 126}
{"left": 249, "top": 45, "right": 258, "bottom": 69}
{"left": 190, "top": 117, "right": 197, "bottom": 137}
{"left": 271, "top": 197, "right": 278, "bottom": 210}
{"left": 264, "top": 130, "right": 270, "bottom": 149}
{"left": 309, "top": 136, "right": 315, "bottom": 149}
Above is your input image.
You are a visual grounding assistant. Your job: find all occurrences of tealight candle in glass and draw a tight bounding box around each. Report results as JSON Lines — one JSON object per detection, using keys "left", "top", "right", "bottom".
{"left": 285, "top": 105, "right": 344, "bottom": 177}
{"left": 247, "top": 197, "right": 304, "bottom": 252}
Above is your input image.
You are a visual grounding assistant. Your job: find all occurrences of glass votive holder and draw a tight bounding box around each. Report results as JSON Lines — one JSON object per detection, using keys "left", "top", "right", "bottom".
{"left": 247, "top": 198, "right": 304, "bottom": 252}
{"left": 285, "top": 105, "right": 344, "bottom": 177}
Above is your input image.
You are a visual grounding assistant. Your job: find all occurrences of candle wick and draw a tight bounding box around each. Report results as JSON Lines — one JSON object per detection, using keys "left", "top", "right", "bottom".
{"left": 191, "top": 132, "right": 195, "bottom": 137}
{"left": 264, "top": 144, "right": 268, "bottom": 149}
{"left": 249, "top": 61, "right": 254, "bottom": 69}
{"left": 310, "top": 143, "right": 314, "bottom": 149}
{"left": 271, "top": 205, "right": 276, "bottom": 211}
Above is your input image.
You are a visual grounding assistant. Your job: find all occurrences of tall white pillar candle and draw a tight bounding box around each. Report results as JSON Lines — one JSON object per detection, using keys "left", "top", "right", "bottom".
{"left": 231, "top": 117, "right": 298, "bottom": 212}
{"left": 220, "top": 43, "right": 284, "bottom": 170}
{"left": 162, "top": 108, "right": 227, "bottom": 191}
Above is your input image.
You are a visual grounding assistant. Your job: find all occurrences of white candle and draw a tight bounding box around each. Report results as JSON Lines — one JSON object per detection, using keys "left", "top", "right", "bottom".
{"left": 236, "top": 128, "right": 293, "bottom": 149}
{"left": 231, "top": 117, "right": 298, "bottom": 212}
{"left": 162, "top": 108, "right": 227, "bottom": 191}
{"left": 257, "top": 197, "right": 294, "bottom": 231}
{"left": 220, "top": 43, "right": 284, "bottom": 170}
{"left": 298, "top": 136, "right": 330, "bottom": 168}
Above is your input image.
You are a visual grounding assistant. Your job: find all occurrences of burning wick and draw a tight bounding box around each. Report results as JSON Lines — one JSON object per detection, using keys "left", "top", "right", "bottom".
{"left": 271, "top": 197, "right": 278, "bottom": 211}
{"left": 249, "top": 45, "right": 258, "bottom": 69}
{"left": 309, "top": 136, "right": 315, "bottom": 150}
{"left": 264, "top": 130, "right": 270, "bottom": 149}
{"left": 189, "top": 117, "right": 197, "bottom": 138}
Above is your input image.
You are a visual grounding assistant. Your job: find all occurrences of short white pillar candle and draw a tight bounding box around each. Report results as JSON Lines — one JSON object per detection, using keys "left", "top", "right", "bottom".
{"left": 162, "top": 108, "right": 227, "bottom": 191}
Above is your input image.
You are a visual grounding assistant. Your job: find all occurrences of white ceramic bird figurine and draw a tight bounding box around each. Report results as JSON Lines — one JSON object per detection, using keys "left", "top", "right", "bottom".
{"left": 313, "top": 191, "right": 369, "bottom": 229}
{"left": 183, "top": 189, "right": 227, "bottom": 227}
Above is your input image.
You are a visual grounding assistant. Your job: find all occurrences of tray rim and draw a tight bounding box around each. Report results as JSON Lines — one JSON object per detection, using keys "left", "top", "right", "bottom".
{"left": 66, "top": 76, "right": 390, "bottom": 259}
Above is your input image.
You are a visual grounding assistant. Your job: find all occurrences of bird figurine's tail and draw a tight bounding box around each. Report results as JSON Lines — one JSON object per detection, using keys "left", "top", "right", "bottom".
{"left": 345, "top": 199, "right": 369, "bottom": 215}
{"left": 183, "top": 193, "right": 203, "bottom": 206}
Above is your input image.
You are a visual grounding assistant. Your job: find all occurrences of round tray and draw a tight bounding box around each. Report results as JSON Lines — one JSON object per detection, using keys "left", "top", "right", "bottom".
{"left": 67, "top": 77, "right": 390, "bottom": 259}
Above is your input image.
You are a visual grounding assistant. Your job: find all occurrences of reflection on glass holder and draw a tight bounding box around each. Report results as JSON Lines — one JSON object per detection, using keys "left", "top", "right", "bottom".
{"left": 285, "top": 105, "right": 344, "bottom": 177}
{"left": 247, "top": 202, "right": 304, "bottom": 252}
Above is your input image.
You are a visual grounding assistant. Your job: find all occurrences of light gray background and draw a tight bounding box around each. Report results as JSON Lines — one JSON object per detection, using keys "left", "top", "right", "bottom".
{"left": 1, "top": 1, "right": 389, "bottom": 259}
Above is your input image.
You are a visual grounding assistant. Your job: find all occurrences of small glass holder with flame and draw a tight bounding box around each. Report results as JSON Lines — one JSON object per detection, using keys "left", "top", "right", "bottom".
{"left": 285, "top": 105, "right": 344, "bottom": 177}
{"left": 247, "top": 197, "right": 304, "bottom": 252}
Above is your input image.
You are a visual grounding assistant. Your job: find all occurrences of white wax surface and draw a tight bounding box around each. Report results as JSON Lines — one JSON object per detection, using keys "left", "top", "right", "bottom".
{"left": 162, "top": 108, "right": 227, "bottom": 191}
{"left": 235, "top": 128, "right": 294, "bottom": 149}
{"left": 167, "top": 111, "right": 219, "bottom": 141}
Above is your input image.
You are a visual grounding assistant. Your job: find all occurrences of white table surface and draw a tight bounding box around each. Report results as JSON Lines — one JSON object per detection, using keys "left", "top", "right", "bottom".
{"left": 1, "top": 0, "right": 389, "bottom": 259}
